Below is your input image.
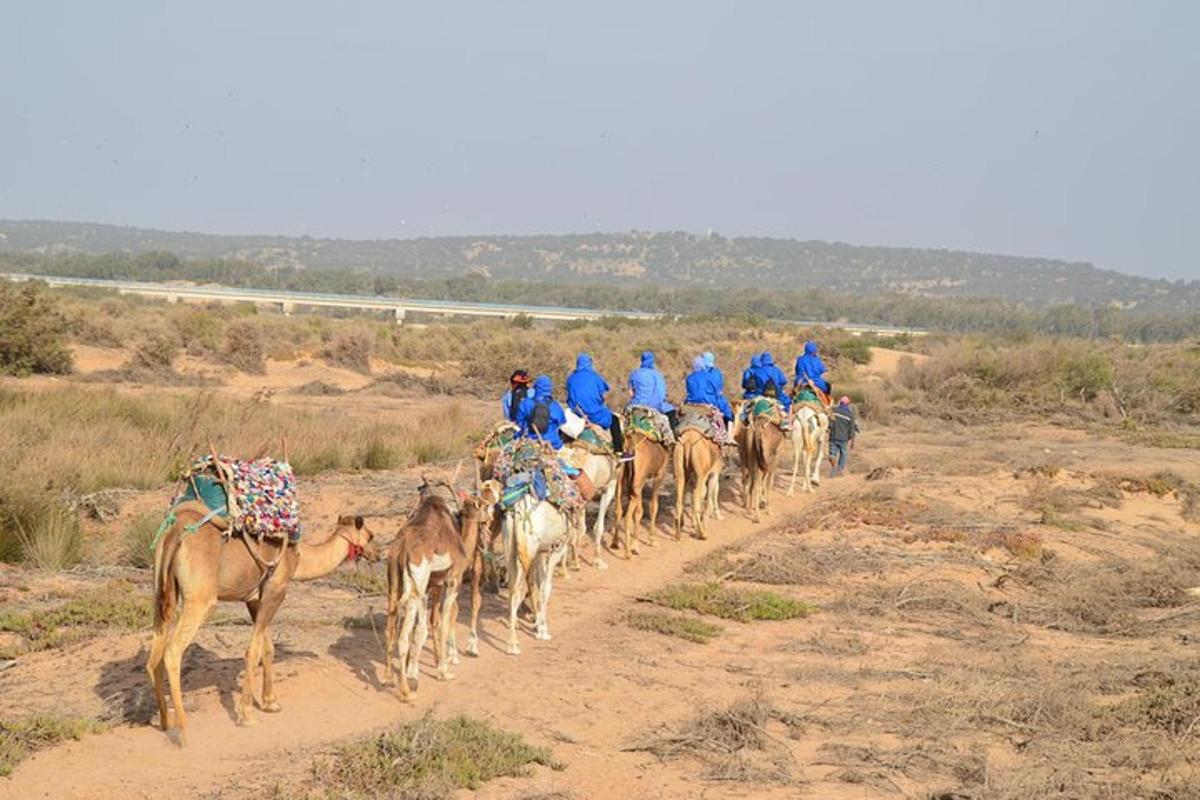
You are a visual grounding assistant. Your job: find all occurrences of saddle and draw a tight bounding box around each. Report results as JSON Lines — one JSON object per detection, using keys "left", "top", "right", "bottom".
{"left": 172, "top": 455, "right": 302, "bottom": 544}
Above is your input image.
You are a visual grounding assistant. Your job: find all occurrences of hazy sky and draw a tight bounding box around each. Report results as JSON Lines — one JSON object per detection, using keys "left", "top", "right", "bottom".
{"left": 2, "top": 2, "right": 1197, "bottom": 280}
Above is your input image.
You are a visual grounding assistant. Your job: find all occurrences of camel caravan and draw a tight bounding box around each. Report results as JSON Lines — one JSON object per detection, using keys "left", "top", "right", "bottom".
{"left": 146, "top": 342, "right": 859, "bottom": 740}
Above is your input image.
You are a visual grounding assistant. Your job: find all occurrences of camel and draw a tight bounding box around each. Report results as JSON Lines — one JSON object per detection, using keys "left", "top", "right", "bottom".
{"left": 613, "top": 430, "right": 670, "bottom": 558}
{"left": 146, "top": 507, "right": 378, "bottom": 744}
{"left": 737, "top": 410, "right": 786, "bottom": 523}
{"left": 384, "top": 480, "right": 500, "bottom": 701}
{"left": 787, "top": 405, "right": 830, "bottom": 495}
{"left": 565, "top": 447, "right": 618, "bottom": 571}
{"left": 503, "top": 493, "right": 577, "bottom": 655}
{"left": 673, "top": 428, "right": 723, "bottom": 540}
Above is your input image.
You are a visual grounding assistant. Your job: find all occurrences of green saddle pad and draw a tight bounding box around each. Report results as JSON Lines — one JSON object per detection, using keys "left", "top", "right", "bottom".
{"left": 578, "top": 428, "right": 606, "bottom": 449}
{"left": 178, "top": 474, "right": 228, "bottom": 513}
{"left": 751, "top": 397, "right": 777, "bottom": 417}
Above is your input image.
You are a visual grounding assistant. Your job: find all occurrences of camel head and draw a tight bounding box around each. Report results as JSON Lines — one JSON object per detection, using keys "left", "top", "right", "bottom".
{"left": 472, "top": 479, "right": 503, "bottom": 526}
{"left": 333, "top": 514, "right": 381, "bottom": 562}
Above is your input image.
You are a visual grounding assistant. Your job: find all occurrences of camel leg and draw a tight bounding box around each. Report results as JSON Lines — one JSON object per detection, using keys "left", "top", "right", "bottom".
{"left": 622, "top": 483, "right": 642, "bottom": 557}
{"left": 591, "top": 482, "right": 614, "bottom": 570}
{"left": 247, "top": 594, "right": 286, "bottom": 714}
{"left": 436, "top": 580, "right": 459, "bottom": 680}
{"left": 535, "top": 549, "right": 564, "bottom": 641}
{"left": 507, "top": 556, "right": 527, "bottom": 656}
{"left": 466, "top": 553, "right": 483, "bottom": 657}
{"left": 712, "top": 467, "right": 724, "bottom": 520}
{"left": 702, "top": 468, "right": 720, "bottom": 539}
{"left": 645, "top": 476, "right": 662, "bottom": 546}
{"left": 673, "top": 443, "right": 686, "bottom": 541}
{"left": 787, "top": 432, "right": 801, "bottom": 496}
{"left": 145, "top": 619, "right": 171, "bottom": 731}
{"left": 411, "top": 593, "right": 430, "bottom": 683}
{"left": 394, "top": 596, "right": 420, "bottom": 702}
{"left": 162, "top": 594, "right": 215, "bottom": 745}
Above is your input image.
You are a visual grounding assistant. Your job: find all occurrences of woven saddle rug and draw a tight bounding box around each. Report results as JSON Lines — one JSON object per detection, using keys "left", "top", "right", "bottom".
{"left": 625, "top": 405, "right": 676, "bottom": 446}
{"left": 676, "top": 403, "right": 728, "bottom": 445}
{"left": 173, "top": 455, "right": 302, "bottom": 542}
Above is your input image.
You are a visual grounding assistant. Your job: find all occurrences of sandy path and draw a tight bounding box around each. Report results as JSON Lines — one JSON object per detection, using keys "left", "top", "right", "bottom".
{"left": 1, "top": 469, "right": 849, "bottom": 800}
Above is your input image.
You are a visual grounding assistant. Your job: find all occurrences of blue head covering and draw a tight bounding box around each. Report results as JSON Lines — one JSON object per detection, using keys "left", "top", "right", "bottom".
{"left": 751, "top": 353, "right": 763, "bottom": 368}
{"left": 640, "top": 351, "right": 655, "bottom": 368}
{"left": 533, "top": 374, "right": 553, "bottom": 401}
{"left": 702, "top": 351, "right": 715, "bottom": 369}
{"left": 575, "top": 352, "right": 593, "bottom": 370}
{"left": 691, "top": 355, "right": 707, "bottom": 373}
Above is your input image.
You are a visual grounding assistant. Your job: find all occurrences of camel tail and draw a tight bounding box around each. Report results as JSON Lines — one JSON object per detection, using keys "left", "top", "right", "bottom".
{"left": 153, "top": 521, "right": 183, "bottom": 627}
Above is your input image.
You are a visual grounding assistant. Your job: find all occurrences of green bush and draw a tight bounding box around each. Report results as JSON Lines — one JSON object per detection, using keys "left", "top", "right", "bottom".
{"left": 0, "top": 282, "right": 73, "bottom": 376}
{"left": 0, "top": 715, "right": 106, "bottom": 777}
{"left": 131, "top": 329, "right": 179, "bottom": 371}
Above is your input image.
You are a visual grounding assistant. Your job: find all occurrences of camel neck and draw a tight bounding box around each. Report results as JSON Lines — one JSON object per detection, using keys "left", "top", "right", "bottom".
{"left": 292, "top": 533, "right": 353, "bottom": 581}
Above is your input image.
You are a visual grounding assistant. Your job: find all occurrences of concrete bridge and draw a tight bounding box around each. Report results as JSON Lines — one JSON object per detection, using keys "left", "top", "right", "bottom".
{"left": 2, "top": 272, "right": 928, "bottom": 336}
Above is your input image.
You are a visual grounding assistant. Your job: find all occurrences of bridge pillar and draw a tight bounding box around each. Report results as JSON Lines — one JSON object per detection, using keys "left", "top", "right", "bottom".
{"left": 393, "top": 307, "right": 406, "bottom": 325}
{"left": 281, "top": 301, "right": 295, "bottom": 316}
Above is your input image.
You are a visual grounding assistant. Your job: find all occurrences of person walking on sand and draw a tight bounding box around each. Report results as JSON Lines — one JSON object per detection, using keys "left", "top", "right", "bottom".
{"left": 828, "top": 396, "right": 859, "bottom": 477}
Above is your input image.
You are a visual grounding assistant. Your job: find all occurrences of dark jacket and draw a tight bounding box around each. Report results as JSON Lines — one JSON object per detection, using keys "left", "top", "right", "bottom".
{"left": 829, "top": 402, "right": 859, "bottom": 443}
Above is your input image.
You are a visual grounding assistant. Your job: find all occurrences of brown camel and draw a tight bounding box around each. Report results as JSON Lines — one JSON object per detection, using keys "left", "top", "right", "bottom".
{"left": 385, "top": 481, "right": 499, "bottom": 701}
{"left": 613, "top": 430, "right": 670, "bottom": 558}
{"left": 146, "top": 506, "right": 378, "bottom": 744}
{"left": 737, "top": 414, "right": 785, "bottom": 523}
{"left": 673, "top": 428, "right": 723, "bottom": 540}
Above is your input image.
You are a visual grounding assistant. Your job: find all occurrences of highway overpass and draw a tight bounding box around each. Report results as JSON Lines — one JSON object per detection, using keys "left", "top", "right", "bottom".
{"left": 2, "top": 272, "right": 928, "bottom": 336}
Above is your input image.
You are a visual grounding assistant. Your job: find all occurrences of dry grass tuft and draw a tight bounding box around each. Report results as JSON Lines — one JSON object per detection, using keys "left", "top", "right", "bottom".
{"left": 0, "top": 714, "right": 106, "bottom": 777}
{"left": 624, "top": 693, "right": 799, "bottom": 783}
{"left": 625, "top": 610, "right": 722, "bottom": 644}
{"left": 0, "top": 582, "right": 151, "bottom": 657}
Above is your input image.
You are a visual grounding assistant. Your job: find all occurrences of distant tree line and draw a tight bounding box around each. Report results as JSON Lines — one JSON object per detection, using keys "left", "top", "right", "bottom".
{"left": 3, "top": 250, "right": 1198, "bottom": 343}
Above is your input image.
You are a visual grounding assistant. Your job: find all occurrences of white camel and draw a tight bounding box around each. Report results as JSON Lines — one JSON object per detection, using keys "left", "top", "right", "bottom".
{"left": 788, "top": 405, "right": 829, "bottom": 495}
{"left": 569, "top": 449, "right": 618, "bottom": 570}
{"left": 504, "top": 493, "right": 576, "bottom": 655}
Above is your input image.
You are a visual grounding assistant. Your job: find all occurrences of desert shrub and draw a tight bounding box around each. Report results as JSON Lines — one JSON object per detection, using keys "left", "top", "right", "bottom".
{"left": 130, "top": 329, "right": 179, "bottom": 371}
{"left": 221, "top": 319, "right": 266, "bottom": 373}
{"left": 119, "top": 512, "right": 162, "bottom": 569}
{"left": 309, "top": 714, "right": 559, "bottom": 798}
{"left": 823, "top": 336, "right": 873, "bottom": 366}
{"left": 625, "top": 693, "right": 798, "bottom": 783}
{"left": 170, "top": 308, "right": 224, "bottom": 356}
{"left": 645, "top": 582, "right": 814, "bottom": 621}
{"left": 322, "top": 329, "right": 374, "bottom": 373}
{"left": 11, "top": 504, "right": 82, "bottom": 570}
{"left": 0, "top": 282, "right": 73, "bottom": 376}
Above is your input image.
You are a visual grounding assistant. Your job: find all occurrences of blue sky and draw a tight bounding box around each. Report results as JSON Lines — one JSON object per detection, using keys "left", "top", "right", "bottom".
{"left": 1, "top": 2, "right": 1196, "bottom": 279}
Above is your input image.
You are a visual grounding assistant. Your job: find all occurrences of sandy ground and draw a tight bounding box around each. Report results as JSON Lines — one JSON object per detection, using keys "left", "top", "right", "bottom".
{"left": 2, "top": 348, "right": 1198, "bottom": 799}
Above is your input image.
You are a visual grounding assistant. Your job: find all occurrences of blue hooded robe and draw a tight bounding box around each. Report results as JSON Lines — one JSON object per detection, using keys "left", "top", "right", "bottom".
{"left": 685, "top": 355, "right": 734, "bottom": 420}
{"left": 565, "top": 352, "right": 613, "bottom": 428}
{"left": 793, "top": 341, "right": 830, "bottom": 393}
{"left": 757, "top": 352, "right": 791, "bottom": 411}
{"left": 516, "top": 374, "right": 567, "bottom": 449}
{"left": 628, "top": 351, "right": 673, "bottom": 413}
{"left": 742, "top": 353, "right": 764, "bottom": 398}
{"left": 702, "top": 351, "right": 725, "bottom": 395}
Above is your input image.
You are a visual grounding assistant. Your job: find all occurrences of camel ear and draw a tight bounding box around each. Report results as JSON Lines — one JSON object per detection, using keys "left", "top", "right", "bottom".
{"left": 354, "top": 515, "right": 364, "bottom": 530}
{"left": 337, "top": 514, "right": 353, "bottom": 526}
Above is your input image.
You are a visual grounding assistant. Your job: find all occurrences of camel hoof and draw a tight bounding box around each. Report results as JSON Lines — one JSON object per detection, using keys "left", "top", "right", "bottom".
{"left": 438, "top": 671, "right": 456, "bottom": 681}
{"left": 237, "top": 713, "right": 259, "bottom": 728}
{"left": 261, "top": 700, "right": 282, "bottom": 714}
{"left": 536, "top": 631, "right": 552, "bottom": 641}
{"left": 507, "top": 643, "right": 522, "bottom": 656}
{"left": 465, "top": 638, "right": 479, "bottom": 657}
{"left": 449, "top": 652, "right": 461, "bottom": 665}
{"left": 594, "top": 558, "right": 608, "bottom": 570}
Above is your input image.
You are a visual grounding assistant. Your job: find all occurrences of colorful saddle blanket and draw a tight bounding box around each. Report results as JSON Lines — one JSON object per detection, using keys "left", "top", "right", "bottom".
{"left": 172, "top": 456, "right": 302, "bottom": 542}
